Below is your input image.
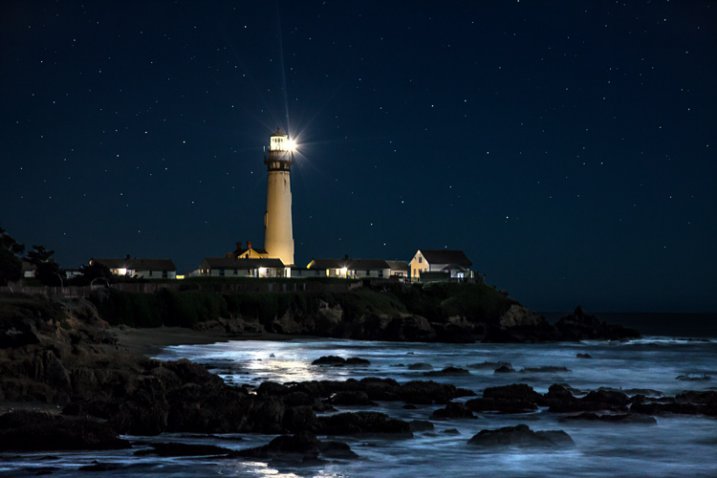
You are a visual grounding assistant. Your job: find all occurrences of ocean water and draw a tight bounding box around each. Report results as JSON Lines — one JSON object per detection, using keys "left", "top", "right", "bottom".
{"left": 2, "top": 336, "right": 717, "bottom": 477}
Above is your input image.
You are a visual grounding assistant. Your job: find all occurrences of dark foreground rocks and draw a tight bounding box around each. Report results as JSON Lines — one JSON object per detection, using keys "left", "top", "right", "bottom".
{"left": 232, "top": 434, "right": 357, "bottom": 462}
{"left": 311, "top": 356, "right": 370, "bottom": 366}
{"left": 0, "top": 410, "right": 129, "bottom": 451}
{"left": 468, "top": 424, "right": 574, "bottom": 448}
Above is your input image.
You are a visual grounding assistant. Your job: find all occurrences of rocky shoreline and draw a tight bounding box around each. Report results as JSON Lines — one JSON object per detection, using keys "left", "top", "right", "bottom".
{"left": 1, "top": 293, "right": 714, "bottom": 468}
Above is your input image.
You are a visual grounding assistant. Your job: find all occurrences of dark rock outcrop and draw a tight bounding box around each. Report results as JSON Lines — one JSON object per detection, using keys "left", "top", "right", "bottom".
{"left": 431, "top": 402, "right": 476, "bottom": 419}
{"left": 232, "top": 433, "right": 357, "bottom": 461}
{"left": 555, "top": 307, "right": 639, "bottom": 341}
{"left": 560, "top": 412, "right": 657, "bottom": 425}
{"left": 311, "top": 356, "right": 370, "bottom": 366}
{"left": 317, "top": 411, "right": 412, "bottom": 437}
{"left": 0, "top": 411, "right": 129, "bottom": 451}
{"left": 468, "top": 424, "right": 574, "bottom": 448}
{"left": 467, "top": 384, "right": 543, "bottom": 413}
{"left": 423, "top": 366, "right": 470, "bottom": 377}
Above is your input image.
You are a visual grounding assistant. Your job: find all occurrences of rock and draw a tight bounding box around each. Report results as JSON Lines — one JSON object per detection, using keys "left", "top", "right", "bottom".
{"left": 561, "top": 412, "right": 657, "bottom": 425}
{"left": 499, "top": 305, "right": 544, "bottom": 328}
{"left": 423, "top": 366, "right": 470, "bottom": 377}
{"left": 443, "top": 428, "right": 460, "bottom": 434}
{"left": 330, "top": 391, "right": 376, "bottom": 406}
{"left": 345, "top": 357, "right": 371, "bottom": 365}
{"left": 232, "top": 433, "right": 357, "bottom": 461}
{"left": 0, "top": 411, "right": 129, "bottom": 451}
{"left": 258, "top": 381, "right": 290, "bottom": 396}
{"left": 494, "top": 365, "right": 515, "bottom": 373}
{"left": 78, "top": 462, "right": 124, "bottom": 472}
{"left": 431, "top": 402, "right": 476, "bottom": 419}
{"left": 408, "top": 420, "right": 434, "bottom": 432}
{"left": 408, "top": 362, "right": 433, "bottom": 370}
{"left": 135, "top": 442, "right": 232, "bottom": 457}
{"left": 317, "top": 412, "right": 412, "bottom": 437}
{"left": 543, "top": 384, "right": 630, "bottom": 413}
{"left": 555, "top": 307, "right": 639, "bottom": 341}
{"left": 468, "top": 361, "right": 511, "bottom": 370}
{"left": 520, "top": 366, "right": 570, "bottom": 373}
{"left": 467, "top": 384, "right": 543, "bottom": 413}
{"left": 468, "top": 424, "right": 574, "bottom": 448}
{"left": 398, "top": 380, "right": 473, "bottom": 404}
{"left": 576, "top": 353, "right": 592, "bottom": 359}
{"left": 311, "top": 356, "right": 370, "bottom": 366}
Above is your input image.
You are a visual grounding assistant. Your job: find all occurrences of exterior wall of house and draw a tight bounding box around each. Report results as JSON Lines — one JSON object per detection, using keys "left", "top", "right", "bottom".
{"left": 409, "top": 251, "right": 429, "bottom": 281}
{"left": 133, "top": 269, "right": 177, "bottom": 280}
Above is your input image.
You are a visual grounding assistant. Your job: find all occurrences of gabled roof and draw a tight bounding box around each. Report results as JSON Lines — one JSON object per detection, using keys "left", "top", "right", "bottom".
{"left": 417, "top": 249, "right": 472, "bottom": 267}
{"left": 201, "top": 257, "right": 285, "bottom": 269}
{"left": 92, "top": 258, "right": 176, "bottom": 271}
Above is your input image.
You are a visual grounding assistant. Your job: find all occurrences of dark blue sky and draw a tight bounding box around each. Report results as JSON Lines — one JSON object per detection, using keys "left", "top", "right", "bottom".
{"left": 1, "top": 1, "right": 715, "bottom": 312}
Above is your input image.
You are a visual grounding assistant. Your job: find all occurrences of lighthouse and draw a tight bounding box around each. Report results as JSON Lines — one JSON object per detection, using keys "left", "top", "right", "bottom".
{"left": 263, "top": 129, "right": 295, "bottom": 266}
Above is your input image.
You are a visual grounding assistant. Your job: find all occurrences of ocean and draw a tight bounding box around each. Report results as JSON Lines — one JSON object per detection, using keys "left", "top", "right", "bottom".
{"left": 2, "top": 317, "right": 717, "bottom": 477}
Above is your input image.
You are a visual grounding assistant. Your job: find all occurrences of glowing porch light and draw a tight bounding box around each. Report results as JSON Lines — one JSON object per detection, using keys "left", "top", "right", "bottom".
{"left": 116, "top": 267, "right": 127, "bottom": 276}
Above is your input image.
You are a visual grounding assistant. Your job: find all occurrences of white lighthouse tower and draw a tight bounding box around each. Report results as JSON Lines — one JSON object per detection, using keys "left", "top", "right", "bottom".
{"left": 263, "top": 129, "right": 295, "bottom": 266}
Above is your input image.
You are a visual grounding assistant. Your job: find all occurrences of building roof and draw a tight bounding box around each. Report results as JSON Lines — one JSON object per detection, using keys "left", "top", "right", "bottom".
{"left": 307, "top": 258, "right": 391, "bottom": 270}
{"left": 418, "top": 249, "right": 472, "bottom": 267}
{"left": 202, "top": 257, "right": 285, "bottom": 269}
{"left": 92, "top": 258, "right": 176, "bottom": 271}
{"left": 385, "top": 260, "right": 409, "bottom": 271}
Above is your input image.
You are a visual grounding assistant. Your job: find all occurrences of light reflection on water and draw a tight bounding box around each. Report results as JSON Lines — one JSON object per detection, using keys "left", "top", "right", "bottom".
{"left": 2, "top": 336, "right": 717, "bottom": 477}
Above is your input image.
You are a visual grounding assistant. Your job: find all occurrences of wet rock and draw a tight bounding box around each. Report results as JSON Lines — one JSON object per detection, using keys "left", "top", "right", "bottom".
{"left": 431, "top": 402, "right": 476, "bottom": 419}
{"left": 408, "top": 362, "right": 433, "bottom": 370}
{"left": 443, "top": 428, "right": 460, "bottom": 434}
{"left": 545, "top": 385, "right": 629, "bottom": 413}
{"left": 632, "top": 391, "right": 717, "bottom": 417}
{"left": 78, "top": 462, "right": 124, "bottom": 472}
{"left": 468, "top": 424, "right": 574, "bottom": 448}
{"left": 408, "top": 420, "right": 434, "bottom": 432}
{"left": 232, "top": 433, "right": 357, "bottom": 461}
{"left": 467, "top": 384, "right": 543, "bottom": 413}
{"left": 468, "top": 361, "right": 511, "bottom": 370}
{"left": 329, "top": 391, "right": 376, "bottom": 406}
{"left": 258, "top": 381, "right": 290, "bottom": 396}
{"left": 135, "top": 442, "right": 232, "bottom": 457}
{"left": 0, "top": 411, "right": 129, "bottom": 451}
{"left": 311, "top": 356, "right": 370, "bottom": 366}
{"left": 520, "top": 366, "right": 570, "bottom": 373}
{"left": 317, "top": 411, "right": 412, "bottom": 437}
{"left": 423, "top": 366, "right": 470, "bottom": 377}
{"left": 494, "top": 364, "right": 515, "bottom": 373}
{"left": 398, "top": 380, "right": 473, "bottom": 404}
{"left": 576, "top": 353, "right": 592, "bottom": 359}
{"left": 561, "top": 412, "right": 657, "bottom": 425}
{"left": 361, "top": 377, "right": 401, "bottom": 401}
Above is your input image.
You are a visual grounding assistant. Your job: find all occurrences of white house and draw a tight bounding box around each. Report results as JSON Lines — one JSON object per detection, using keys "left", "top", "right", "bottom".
{"left": 90, "top": 257, "right": 177, "bottom": 280}
{"left": 409, "top": 249, "right": 473, "bottom": 282}
{"left": 198, "top": 257, "right": 287, "bottom": 278}
{"left": 306, "top": 258, "right": 404, "bottom": 279}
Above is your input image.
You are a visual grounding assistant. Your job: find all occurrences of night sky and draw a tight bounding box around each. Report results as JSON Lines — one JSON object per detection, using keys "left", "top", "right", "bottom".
{"left": 1, "top": 1, "right": 715, "bottom": 312}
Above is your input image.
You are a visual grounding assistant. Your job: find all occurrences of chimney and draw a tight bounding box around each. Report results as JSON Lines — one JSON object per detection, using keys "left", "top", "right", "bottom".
{"left": 247, "top": 241, "right": 253, "bottom": 250}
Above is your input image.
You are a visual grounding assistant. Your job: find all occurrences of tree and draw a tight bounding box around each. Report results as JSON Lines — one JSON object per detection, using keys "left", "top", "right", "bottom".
{"left": 71, "top": 260, "right": 113, "bottom": 286}
{"left": 24, "top": 245, "right": 61, "bottom": 286}
{"left": 0, "top": 228, "right": 24, "bottom": 285}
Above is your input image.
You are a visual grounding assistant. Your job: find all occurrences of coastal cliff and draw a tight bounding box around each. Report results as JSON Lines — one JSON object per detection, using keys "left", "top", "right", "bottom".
{"left": 87, "top": 282, "right": 639, "bottom": 343}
